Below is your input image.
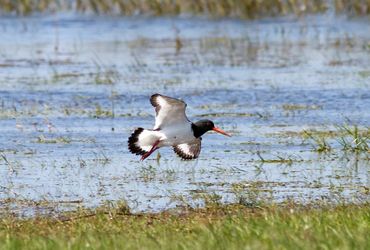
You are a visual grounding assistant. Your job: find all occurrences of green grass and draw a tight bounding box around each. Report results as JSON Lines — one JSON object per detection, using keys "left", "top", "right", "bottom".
{"left": 302, "top": 125, "right": 370, "bottom": 153}
{"left": 35, "top": 135, "right": 71, "bottom": 144}
{"left": 282, "top": 104, "right": 322, "bottom": 111}
{"left": 273, "top": 125, "right": 370, "bottom": 153}
{"left": 337, "top": 125, "right": 370, "bottom": 152}
{"left": 0, "top": 0, "right": 369, "bottom": 17}
{"left": 256, "top": 151, "right": 295, "bottom": 165}
{"left": 303, "top": 130, "right": 332, "bottom": 152}
{"left": 1, "top": 203, "right": 369, "bottom": 249}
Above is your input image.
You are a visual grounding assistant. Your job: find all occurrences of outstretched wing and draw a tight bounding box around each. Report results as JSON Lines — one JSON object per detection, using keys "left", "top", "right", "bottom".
{"left": 173, "top": 139, "right": 201, "bottom": 160}
{"left": 150, "top": 93, "right": 189, "bottom": 130}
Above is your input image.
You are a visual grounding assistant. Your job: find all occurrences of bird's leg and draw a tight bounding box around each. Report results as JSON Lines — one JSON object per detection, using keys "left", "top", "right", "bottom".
{"left": 141, "top": 140, "right": 160, "bottom": 161}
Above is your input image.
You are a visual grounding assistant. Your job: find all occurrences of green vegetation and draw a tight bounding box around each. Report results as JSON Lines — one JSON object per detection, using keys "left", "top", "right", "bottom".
{"left": 0, "top": 202, "right": 369, "bottom": 249}
{"left": 272, "top": 125, "right": 370, "bottom": 153}
{"left": 303, "top": 130, "right": 332, "bottom": 152}
{"left": 256, "top": 151, "right": 298, "bottom": 165}
{"left": 337, "top": 125, "right": 370, "bottom": 152}
{"left": 0, "top": 0, "right": 369, "bottom": 17}
{"left": 303, "top": 125, "right": 370, "bottom": 153}
{"left": 282, "top": 104, "right": 322, "bottom": 111}
{"left": 93, "top": 104, "right": 114, "bottom": 118}
{"left": 35, "top": 135, "right": 71, "bottom": 144}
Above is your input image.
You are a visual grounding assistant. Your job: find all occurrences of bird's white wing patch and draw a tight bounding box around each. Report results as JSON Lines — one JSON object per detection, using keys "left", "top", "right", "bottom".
{"left": 137, "top": 130, "right": 162, "bottom": 151}
{"left": 150, "top": 94, "right": 189, "bottom": 130}
{"left": 173, "top": 139, "right": 201, "bottom": 160}
{"left": 128, "top": 128, "right": 163, "bottom": 155}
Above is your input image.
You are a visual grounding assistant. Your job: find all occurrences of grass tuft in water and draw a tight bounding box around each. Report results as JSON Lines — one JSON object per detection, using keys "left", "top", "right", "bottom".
{"left": 336, "top": 124, "right": 370, "bottom": 152}
{"left": 303, "top": 130, "right": 332, "bottom": 153}
{"left": 256, "top": 151, "right": 296, "bottom": 164}
{"left": 35, "top": 135, "right": 71, "bottom": 144}
{"left": 303, "top": 125, "right": 369, "bottom": 153}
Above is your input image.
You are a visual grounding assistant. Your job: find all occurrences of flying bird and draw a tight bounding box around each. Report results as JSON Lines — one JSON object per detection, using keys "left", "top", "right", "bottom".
{"left": 128, "top": 94, "right": 231, "bottom": 161}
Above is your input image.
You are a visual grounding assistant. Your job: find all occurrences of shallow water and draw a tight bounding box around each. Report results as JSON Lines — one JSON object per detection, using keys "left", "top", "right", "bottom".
{"left": 0, "top": 14, "right": 369, "bottom": 215}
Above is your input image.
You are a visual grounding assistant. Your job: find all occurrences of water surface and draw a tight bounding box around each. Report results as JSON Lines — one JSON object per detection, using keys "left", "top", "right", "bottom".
{"left": 0, "top": 14, "right": 369, "bottom": 215}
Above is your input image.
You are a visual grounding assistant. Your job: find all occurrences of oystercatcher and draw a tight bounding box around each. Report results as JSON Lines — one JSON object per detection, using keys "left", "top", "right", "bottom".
{"left": 128, "top": 94, "right": 231, "bottom": 161}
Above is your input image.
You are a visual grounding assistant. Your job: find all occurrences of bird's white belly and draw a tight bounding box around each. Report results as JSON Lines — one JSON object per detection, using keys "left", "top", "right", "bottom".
{"left": 159, "top": 123, "right": 194, "bottom": 147}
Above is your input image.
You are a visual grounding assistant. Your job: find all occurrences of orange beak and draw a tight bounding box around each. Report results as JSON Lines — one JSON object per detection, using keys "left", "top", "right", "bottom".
{"left": 212, "top": 127, "right": 231, "bottom": 137}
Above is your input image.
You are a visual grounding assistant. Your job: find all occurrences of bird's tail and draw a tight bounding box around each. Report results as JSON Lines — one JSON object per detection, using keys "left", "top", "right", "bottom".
{"left": 128, "top": 128, "right": 162, "bottom": 155}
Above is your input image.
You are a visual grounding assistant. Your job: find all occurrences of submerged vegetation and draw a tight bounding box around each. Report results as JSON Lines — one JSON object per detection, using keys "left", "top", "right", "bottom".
{"left": 0, "top": 0, "right": 369, "bottom": 17}
{"left": 0, "top": 202, "right": 369, "bottom": 249}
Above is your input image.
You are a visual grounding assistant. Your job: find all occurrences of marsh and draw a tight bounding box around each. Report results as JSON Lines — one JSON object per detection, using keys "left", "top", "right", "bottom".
{"left": 0, "top": 8, "right": 369, "bottom": 216}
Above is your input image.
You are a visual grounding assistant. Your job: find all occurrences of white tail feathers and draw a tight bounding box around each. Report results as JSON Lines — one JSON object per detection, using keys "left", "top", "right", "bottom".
{"left": 128, "top": 128, "right": 162, "bottom": 155}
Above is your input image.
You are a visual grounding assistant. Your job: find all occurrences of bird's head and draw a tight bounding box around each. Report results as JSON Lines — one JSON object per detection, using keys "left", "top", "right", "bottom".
{"left": 192, "top": 119, "right": 231, "bottom": 138}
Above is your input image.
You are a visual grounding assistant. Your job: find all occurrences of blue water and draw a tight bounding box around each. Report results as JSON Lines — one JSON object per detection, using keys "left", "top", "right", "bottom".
{"left": 0, "top": 14, "right": 369, "bottom": 215}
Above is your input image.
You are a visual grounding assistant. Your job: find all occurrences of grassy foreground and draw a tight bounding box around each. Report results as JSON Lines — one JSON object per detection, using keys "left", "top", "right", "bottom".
{"left": 0, "top": 203, "right": 369, "bottom": 249}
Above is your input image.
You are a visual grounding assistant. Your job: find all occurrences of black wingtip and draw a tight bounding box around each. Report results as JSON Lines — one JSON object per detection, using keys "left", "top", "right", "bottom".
{"left": 150, "top": 93, "right": 161, "bottom": 107}
{"left": 128, "top": 128, "right": 147, "bottom": 155}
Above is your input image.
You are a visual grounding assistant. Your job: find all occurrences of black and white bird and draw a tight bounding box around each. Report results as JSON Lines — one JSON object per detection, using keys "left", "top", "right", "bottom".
{"left": 128, "top": 94, "right": 231, "bottom": 161}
